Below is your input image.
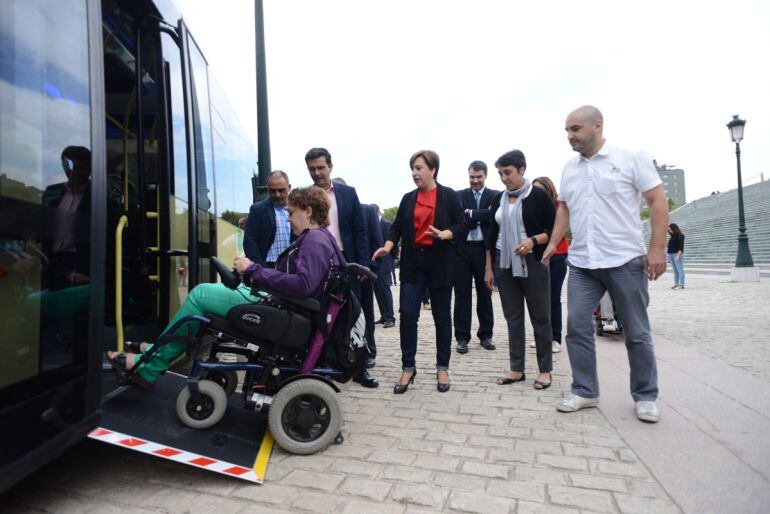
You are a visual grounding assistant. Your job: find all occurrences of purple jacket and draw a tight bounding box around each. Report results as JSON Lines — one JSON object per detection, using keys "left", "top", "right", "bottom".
{"left": 247, "top": 227, "right": 344, "bottom": 299}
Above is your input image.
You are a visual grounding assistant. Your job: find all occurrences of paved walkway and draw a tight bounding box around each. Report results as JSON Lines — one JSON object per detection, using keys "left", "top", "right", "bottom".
{"left": 3, "top": 275, "right": 768, "bottom": 513}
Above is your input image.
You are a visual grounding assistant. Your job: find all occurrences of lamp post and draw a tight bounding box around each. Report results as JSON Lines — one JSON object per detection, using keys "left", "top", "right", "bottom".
{"left": 727, "top": 115, "right": 759, "bottom": 281}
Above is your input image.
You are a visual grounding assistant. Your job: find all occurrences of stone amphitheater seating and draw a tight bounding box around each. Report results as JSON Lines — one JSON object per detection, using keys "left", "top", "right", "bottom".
{"left": 644, "top": 180, "right": 770, "bottom": 264}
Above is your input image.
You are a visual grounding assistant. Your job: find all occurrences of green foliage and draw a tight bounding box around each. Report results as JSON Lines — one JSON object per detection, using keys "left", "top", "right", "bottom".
{"left": 220, "top": 210, "right": 248, "bottom": 226}
{"left": 382, "top": 206, "right": 398, "bottom": 222}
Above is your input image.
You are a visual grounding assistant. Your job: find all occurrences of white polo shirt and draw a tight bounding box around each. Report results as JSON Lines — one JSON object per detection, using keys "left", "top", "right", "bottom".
{"left": 558, "top": 142, "right": 662, "bottom": 269}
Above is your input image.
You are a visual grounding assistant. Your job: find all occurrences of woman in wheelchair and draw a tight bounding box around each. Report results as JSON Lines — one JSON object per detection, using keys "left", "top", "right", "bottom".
{"left": 107, "top": 186, "right": 343, "bottom": 389}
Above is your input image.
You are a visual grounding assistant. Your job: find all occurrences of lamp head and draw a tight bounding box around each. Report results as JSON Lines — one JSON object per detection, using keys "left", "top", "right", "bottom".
{"left": 727, "top": 114, "right": 746, "bottom": 144}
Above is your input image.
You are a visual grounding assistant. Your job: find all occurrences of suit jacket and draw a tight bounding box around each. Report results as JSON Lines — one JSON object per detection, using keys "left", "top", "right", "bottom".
{"left": 244, "top": 198, "right": 295, "bottom": 265}
{"left": 377, "top": 217, "right": 395, "bottom": 275}
{"left": 332, "top": 182, "right": 369, "bottom": 267}
{"left": 41, "top": 181, "right": 91, "bottom": 257}
{"left": 458, "top": 186, "right": 500, "bottom": 242}
{"left": 363, "top": 204, "right": 383, "bottom": 270}
{"left": 387, "top": 183, "right": 467, "bottom": 288}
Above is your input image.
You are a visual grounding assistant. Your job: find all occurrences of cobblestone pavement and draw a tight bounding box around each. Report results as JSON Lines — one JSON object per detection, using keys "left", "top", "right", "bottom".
{"left": 9, "top": 272, "right": 767, "bottom": 513}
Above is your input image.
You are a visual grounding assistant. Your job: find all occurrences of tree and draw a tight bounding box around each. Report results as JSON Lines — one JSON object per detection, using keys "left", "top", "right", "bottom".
{"left": 220, "top": 210, "right": 248, "bottom": 227}
{"left": 382, "top": 206, "right": 398, "bottom": 222}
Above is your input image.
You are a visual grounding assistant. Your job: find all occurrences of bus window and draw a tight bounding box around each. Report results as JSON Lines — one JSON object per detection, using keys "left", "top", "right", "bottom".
{"left": 0, "top": 0, "right": 91, "bottom": 448}
{"left": 187, "top": 36, "right": 216, "bottom": 282}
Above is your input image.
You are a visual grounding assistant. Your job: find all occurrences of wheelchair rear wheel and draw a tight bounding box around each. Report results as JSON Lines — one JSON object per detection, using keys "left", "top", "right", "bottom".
{"left": 268, "top": 378, "right": 342, "bottom": 455}
{"left": 176, "top": 380, "right": 228, "bottom": 429}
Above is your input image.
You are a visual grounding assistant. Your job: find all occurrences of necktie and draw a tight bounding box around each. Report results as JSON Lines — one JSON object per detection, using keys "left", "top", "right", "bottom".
{"left": 471, "top": 191, "right": 482, "bottom": 240}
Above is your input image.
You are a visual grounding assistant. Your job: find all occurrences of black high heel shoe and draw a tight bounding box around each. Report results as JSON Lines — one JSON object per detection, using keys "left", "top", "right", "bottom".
{"left": 394, "top": 369, "right": 416, "bottom": 394}
{"left": 436, "top": 371, "right": 450, "bottom": 393}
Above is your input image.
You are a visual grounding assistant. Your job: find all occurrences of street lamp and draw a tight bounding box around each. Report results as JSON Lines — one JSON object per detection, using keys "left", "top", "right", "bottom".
{"left": 726, "top": 115, "right": 757, "bottom": 280}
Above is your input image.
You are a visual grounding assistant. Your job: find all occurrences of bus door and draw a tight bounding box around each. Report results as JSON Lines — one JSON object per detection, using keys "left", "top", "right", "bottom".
{"left": 0, "top": 0, "right": 105, "bottom": 491}
{"left": 102, "top": 0, "right": 196, "bottom": 353}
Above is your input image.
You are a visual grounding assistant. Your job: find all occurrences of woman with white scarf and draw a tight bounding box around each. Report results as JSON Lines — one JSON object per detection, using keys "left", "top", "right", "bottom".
{"left": 484, "top": 150, "right": 556, "bottom": 390}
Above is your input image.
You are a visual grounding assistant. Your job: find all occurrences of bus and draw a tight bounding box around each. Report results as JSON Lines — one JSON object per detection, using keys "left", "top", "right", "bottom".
{"left": 1, "top": 0, "right": 260, "bottom": 490}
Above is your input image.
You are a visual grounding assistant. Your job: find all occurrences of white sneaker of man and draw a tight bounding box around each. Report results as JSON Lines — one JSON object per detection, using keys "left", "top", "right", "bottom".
{"left": 552, "top": 342, "right": 561, "bottom": 353}
{"left": 635, "top": 401, "right": 660, "bottom": 423}
{"left": 557, "top": 392, "right": 599, "bottom": 412}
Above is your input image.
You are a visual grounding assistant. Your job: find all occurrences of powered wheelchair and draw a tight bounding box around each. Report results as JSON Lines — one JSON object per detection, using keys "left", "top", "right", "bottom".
{"left": 119, "top": 256, "right": 374, "bottom": 455}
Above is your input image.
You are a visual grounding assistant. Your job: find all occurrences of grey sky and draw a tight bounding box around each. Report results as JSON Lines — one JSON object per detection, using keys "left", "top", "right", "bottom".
{"left": 178, "top": 0, "right": 770, "bottom": 208}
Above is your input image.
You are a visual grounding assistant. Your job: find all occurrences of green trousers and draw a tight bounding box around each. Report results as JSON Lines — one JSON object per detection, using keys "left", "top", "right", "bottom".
{"left": 136, "top": 282, "right": 258, "bottom": 383}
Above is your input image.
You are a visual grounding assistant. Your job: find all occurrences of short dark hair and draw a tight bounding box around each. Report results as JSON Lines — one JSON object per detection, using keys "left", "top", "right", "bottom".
{"left": 268, "top": 170, "right": 289, "bottom": 183}
{"left": 371, "top": 203, "right": 380, "bottom": 213}
{"left": 61, "top": 146, "right": 91, "bottom": 168}
{"left": 409, "top": 150, "right": 440, "bottom": 178}
{"left": 468, "top": 160, "right": 487, "bottom": 175}
{"left": 305, "top": 147, "right": 332, "bottom": 166}
{"left": 289, "top": 186, "right": 331, "bottom": 227}
{"left": 495, "top": 150, "right": 526, "bottom": 170}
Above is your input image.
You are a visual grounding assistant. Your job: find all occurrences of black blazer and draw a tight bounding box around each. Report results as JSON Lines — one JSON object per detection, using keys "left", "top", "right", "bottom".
{"left": 457, "top": 186, "right": 500, "bottom": 242}
{"left": 363, "top": 204, "right": 383, "bottom": 269}
{"left": 377, "top": 217, "right": 395, "bottom": 275}
{"left": 244, "top": 198, "right": 296, "bottom": 265}
{"left": 387, "top": 183, "right": 467, "bottom": 288}
{"left": 485, "top": 186, "right": 556, "bottom": 263}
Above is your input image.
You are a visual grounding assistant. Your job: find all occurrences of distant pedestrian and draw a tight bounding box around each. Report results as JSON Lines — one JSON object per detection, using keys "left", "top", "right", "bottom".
{"left": 372, "top": 150, "right": 466, "bottom": 394}
{"left": 485, "top": 150, "right": 555, "bottom": 390}
{"left": 532, "top": 176, "right": 568, "bottom": 353}
{"left": 454, "top": 160, "right": 500, "bottom": 354}
{"left": 542, "top": 105, "right": 668, "bottom": 423}
{"left": 667, "top": 223, "right": 685, "bottom": 289}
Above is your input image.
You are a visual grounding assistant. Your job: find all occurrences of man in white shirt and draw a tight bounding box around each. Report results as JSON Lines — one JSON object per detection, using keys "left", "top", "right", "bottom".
{"left": 542, "top": 105, "right": 668, "bottom": 423}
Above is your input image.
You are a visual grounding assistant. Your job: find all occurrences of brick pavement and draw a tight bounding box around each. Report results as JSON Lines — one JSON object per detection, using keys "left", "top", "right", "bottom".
{"left": 9, "top": 274, "right": 757, "bottom": 513}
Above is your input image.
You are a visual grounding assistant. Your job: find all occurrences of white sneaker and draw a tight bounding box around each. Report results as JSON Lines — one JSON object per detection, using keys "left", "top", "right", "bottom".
{"left": 557, "top": 392, "right": 599, "bottom": 412}
{"left": 552, "top": 342, "right": 561, "bottom": 353}
{"left": 635, "top": 401, "right": 660, "bottom": 423}
{"left": 529, "top": 341, "right": 536, "bottom": 348}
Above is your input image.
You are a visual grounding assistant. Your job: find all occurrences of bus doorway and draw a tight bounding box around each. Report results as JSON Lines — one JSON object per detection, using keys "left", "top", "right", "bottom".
{"left": 102, "top": 0, "right": 192, "bottom": 355}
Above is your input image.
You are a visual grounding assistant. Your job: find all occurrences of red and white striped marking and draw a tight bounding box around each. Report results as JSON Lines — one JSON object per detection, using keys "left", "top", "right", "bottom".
{"left": 88, "top": 427, "right": 261, "bottom": 483}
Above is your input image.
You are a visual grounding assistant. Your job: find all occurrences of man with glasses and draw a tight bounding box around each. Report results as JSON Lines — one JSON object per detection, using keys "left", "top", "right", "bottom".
{"left": 244, "top": 170, "right": 294, "bottom": 268}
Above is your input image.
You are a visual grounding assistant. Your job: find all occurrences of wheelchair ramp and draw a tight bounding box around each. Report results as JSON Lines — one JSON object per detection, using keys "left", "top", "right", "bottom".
{"left": 90, "top": 371, "right": 272, "bottom": 483}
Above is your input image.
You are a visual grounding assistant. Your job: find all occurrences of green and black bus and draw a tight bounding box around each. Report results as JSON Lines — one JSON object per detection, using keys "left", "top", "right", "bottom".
{"left": 1, "top": 0, "right": 259, "bottom": 490}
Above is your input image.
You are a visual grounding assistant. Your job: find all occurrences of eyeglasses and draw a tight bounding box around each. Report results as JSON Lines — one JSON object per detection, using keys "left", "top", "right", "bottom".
{"left": 268, "top": 188, "right": 288, "bottom": 194}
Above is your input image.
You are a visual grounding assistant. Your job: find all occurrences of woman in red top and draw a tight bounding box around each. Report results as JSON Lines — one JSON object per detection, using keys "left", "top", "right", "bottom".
{"left": 533, "top": 177, "right": 568, "bottom": 353}
{"left": 373, "top": 150, "right": 466, "bottom": 393}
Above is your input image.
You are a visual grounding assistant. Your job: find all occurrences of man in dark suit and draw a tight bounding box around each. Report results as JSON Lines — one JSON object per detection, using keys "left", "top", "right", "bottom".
{"left": 306, "top": 148, "right": 378, "bottom": 388}
{"left": 454, "top": 160, "right": 499, "bottom": 354}
{"left": 371, "top": 204, "right": 395, "bottom": 328}
{"left": 244, "top": 170, "right": 293, "bottom": 267}
{"left": 359, "top": 203, "right": 383, "bottom": 367}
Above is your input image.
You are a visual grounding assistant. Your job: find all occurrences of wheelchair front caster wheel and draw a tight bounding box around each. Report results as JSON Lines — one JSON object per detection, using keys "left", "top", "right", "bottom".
{"left": 334, "top": 431, "right": 344, "bottom": 445}
{"left": 176, "top": 380, "right": 228, "bottom": 429}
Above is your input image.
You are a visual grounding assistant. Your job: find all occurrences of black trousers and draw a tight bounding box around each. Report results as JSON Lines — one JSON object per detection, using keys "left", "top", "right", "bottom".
{"left": 373, "top": 271, "right": 395, "bottom": 323}
{"left": 360, "top": 278, "right": 377, "bottom": 359}
{"left": 453, "top": 242, "right": 494, "bottom": 342}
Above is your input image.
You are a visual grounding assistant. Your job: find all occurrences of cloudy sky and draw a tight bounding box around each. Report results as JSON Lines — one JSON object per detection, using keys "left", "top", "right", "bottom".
{"left": 177, "top": 0, "right": 770, "bottom": 209}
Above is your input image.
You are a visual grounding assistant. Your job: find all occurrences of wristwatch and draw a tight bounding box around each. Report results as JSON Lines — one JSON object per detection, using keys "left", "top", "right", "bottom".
{"left": 530, "top": 237, "right": 538, "bottom": 246}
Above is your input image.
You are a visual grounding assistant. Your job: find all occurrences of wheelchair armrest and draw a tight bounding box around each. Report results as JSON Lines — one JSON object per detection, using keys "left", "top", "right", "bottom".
{"left": 250, "top": 282, "right": 321, "bottom": 313}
